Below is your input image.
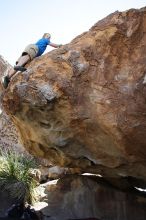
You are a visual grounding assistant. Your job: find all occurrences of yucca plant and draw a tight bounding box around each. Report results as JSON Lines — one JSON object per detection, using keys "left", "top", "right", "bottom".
{"left": 0, "top": 149, "right": 38, "bottom": 204}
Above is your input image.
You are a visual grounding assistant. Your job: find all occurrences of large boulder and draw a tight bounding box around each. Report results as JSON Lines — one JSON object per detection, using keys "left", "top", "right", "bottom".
{"left": 2, "top": 8, "right": 146, "bottom": 183}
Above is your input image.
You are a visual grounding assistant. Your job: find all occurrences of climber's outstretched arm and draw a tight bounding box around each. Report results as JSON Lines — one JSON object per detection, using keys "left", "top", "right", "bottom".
{"left": 49, "top": 42, "right": 62, "bottom": 48}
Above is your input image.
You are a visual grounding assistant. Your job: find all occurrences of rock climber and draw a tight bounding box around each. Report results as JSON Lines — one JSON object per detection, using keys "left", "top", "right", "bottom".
{"left": 2, "top": 33, "right": 62, "bottom": 89}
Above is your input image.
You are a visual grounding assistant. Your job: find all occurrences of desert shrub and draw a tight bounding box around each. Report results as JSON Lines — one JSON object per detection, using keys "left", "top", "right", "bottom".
{"left": 0, "top": 149, "right": 38, "bottom": 204}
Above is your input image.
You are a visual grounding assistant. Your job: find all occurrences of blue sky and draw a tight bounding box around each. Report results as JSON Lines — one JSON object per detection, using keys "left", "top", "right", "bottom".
{"left": 0, "top": 0, "right": 146, "bottom": 65}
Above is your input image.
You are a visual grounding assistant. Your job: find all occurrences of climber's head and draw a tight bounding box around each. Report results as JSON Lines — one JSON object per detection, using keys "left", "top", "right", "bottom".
{"left": 43, "top": 33, "right": 51, "bottom": 39}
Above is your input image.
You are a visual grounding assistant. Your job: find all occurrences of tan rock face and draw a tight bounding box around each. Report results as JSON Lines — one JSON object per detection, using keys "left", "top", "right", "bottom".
{"left": 2, "top": 8, "right": 146, "bottom": 181}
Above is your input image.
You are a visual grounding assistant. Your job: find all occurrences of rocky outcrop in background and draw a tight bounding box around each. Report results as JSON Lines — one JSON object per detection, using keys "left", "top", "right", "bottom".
{"left": 0, "top": 111, "right": 24, "bottom": 152}
{"left": 0, "top": 55, "right": 10, "bottom": 78}
{"left": 0, "top": 56, "right": 24, "bottom": 152}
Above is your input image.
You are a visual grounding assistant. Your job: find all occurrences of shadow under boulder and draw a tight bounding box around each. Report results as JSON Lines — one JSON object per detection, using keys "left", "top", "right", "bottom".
{"left": 36, "top": 175, "right": 146, "bottom": 220}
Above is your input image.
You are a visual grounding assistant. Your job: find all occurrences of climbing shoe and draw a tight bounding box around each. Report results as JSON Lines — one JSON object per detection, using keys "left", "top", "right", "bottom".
{"left": 14, "top": 66, "right": 27, "bottom": 72}
{"left": 1, "top": 75, "right": 10, "bottom": 89}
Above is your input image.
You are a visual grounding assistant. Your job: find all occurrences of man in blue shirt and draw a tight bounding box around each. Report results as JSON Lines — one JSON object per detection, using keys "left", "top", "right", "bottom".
{"left": 2, "top": 33, "right": 62, "bottom": 89}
